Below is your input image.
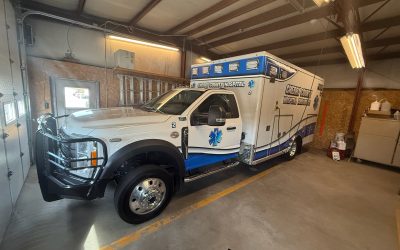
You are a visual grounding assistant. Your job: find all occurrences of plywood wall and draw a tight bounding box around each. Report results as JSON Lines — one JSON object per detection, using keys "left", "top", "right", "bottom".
{"left": 312, "top": 89, "right": 400, "bottom": 149}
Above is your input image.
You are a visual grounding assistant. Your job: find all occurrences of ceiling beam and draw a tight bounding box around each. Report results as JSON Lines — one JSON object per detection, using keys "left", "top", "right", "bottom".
{"left": 198, "top": 3, "right": 296, "bottom": 43}
{"left": 278, "top": 35, "right": 400, "bottom": 59}
{"left": 128, "top": 0, "right": 162, "bottom": 26}
{"left": 296, "top": 51, "right": 400, "bottom": 67}
{"left": 206, "top": 0, "right": 385, "bottom": 48}
{"left": 77, "top": 0, "right": 86, "bottom": 16}
{"left": 222, "top": 15, "right": 400, "bottom": 58}
{"left": 20, "top": 1, "right": 219, "bottom": 59}
{"left": 185, "top": 0, "right": 275, "bottom": 37}
{"left": 167, "top": 0, "right": 239, "bottom": 34}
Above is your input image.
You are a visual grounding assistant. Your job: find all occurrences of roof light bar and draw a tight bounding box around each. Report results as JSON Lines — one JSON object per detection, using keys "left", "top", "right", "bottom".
{"left": 340, "top": 33, "right": 365, "bottom": 69}
{"left": 108, "top": 35, "right": 179, "bottom": 51}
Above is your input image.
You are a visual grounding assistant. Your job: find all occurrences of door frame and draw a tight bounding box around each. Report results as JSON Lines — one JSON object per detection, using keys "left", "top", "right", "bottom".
{"left": 50, "top": 77, "right": 100, "bottom": 117}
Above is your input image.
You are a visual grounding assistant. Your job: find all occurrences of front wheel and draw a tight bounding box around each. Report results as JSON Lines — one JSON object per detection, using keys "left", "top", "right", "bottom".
{"left": 114, "top": 165, "right": 173, "bottom": 224}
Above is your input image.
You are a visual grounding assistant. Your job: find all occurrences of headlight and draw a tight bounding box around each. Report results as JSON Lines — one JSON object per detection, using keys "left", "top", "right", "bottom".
{"left": 70, "top": 141, "right": 102, "bottom": 179}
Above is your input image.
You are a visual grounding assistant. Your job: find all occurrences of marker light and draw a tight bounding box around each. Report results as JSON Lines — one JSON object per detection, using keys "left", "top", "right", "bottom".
{"left": 340, "top": 33, "right": 365, "bottom": 69}
{"left": 108, "top": 35, "right": 179, "bottom": 51}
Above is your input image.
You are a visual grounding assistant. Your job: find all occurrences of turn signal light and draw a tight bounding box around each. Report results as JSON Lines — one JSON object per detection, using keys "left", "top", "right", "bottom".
{"left": 91, "top": 150, "right": 97, "bottom": 166}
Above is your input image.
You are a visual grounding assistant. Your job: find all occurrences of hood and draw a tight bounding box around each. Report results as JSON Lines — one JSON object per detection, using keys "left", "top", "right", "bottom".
{"left": 63, "top": 107, "right": 171, "bottom": 135}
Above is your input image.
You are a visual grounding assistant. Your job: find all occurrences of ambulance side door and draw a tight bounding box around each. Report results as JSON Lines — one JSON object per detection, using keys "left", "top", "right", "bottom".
{"left": 185, "top": 92, "right": 242, "bottom": 170}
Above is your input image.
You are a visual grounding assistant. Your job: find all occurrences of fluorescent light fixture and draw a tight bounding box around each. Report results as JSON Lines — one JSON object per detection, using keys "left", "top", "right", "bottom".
{"left": 108, "top": 35, "right": 179, "bottom": 51}
{"left": 313, "top": 0, "right": 333, "bottom": 7}
{"left": 340, "top": 33, "right": 365, "bottom": 69}
{"left": 200, "top": 57, "right": 211, "bottom": 62}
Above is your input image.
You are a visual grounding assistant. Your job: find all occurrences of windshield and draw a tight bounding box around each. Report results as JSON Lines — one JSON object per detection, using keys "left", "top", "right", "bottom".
{"left": 141, "top": 89, "right": 203, "bottom": 115}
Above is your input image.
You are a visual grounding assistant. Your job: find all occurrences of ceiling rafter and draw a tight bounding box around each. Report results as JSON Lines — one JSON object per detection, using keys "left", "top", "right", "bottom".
{"left": 185, "top": 0, "right": 276, "bottom": 36}
{"left": 221, "top": 14, "right": 400, "bottom": 58}
{"left": 362, "top": 0, "right": 391, "bottom": 23}
{"left": 20, "top": 1, "right": 218, "bottom": 59}
{"left": 278, "top": 35, "right": 400, "bottom": 59}
{"left": 167, "top": 0, "right": 239, "bottom": 34}
{"left": 77, "top": 0, "right": 86, "bottom": 16}
{"left": 296, "top": 51, "right": 400, "bottom": 67}
{"left": 205, "top": 0, "right": 385, "bottom": 49}
{"left": 128, "top": 0, "right": 162, "bottom": 26}
{"left": 197, "top": 3, "right": 297, "bottom": 43}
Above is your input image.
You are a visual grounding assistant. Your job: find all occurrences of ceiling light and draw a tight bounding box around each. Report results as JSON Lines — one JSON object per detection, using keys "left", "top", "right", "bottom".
{"left": 200, "top": 57, "right": 211, "bottom": 62}
{"left": 108, "top": 35, "right": 179, "bottom": 51}
{"left": 340, "top": 33, "right": 365, "bottom": 69}
{"left": 313, "top": 0, "right": 334, "bottom": 7}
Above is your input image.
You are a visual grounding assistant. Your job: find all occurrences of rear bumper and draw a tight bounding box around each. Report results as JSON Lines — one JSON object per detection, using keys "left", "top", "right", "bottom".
{"left": 35, "top": 115, "right": 109, "bottom": 201}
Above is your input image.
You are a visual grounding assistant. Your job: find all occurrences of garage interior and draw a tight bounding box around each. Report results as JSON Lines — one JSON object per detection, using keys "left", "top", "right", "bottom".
{"left": 0, "top": 0, "right": 400, "bottom": 249}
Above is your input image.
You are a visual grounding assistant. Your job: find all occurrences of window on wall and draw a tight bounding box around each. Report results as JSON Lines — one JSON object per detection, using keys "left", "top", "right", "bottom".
{"left": 4, "top": 102, "right": 17, "bottom": 124}
{"left": 64, "top": 87, "right": 90, "bottom": 109}
{"left": 17, "top": 100, "right": 26, "bottom": 117}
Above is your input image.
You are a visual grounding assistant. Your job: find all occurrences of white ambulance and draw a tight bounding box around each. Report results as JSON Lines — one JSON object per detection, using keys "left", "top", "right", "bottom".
{"left": 36, "top": 51, "right": 324, "bottom": 224}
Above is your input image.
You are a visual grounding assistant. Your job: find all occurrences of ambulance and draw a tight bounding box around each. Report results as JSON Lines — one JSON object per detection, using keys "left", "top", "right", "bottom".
{"left": 36, "top": 52, "right": 324, "bottom": 223}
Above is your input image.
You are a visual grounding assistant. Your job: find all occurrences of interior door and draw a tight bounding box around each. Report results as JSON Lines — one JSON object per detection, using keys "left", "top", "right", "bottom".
{"left": 187, "top": 93, "right": 242, "bottom": 170}
{"left": 51, "top": 78, "right": 99, "bottom": 126}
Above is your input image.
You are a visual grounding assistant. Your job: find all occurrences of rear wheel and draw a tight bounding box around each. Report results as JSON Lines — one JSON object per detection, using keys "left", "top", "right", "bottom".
{"left": 114, "top": 165, "right": 173, "bottom": 224}
{"left": 285, "top": 138, "right": 301, "bottom": 160}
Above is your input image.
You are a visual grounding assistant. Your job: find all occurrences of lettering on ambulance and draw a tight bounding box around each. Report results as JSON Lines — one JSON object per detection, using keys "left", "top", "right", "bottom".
{"left": 283, "top": 84, "right": 312, "bottom": 106}
{"left": 196, "top": 81, "right": 246, "bottom": 88}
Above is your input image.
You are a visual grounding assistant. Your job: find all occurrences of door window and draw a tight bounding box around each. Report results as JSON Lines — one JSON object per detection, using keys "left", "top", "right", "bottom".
{"left": 17, "top": 100, "right": 26, "bottom": 117}
{"left": 64, "top": 87, "right": 90, "bottom": 109}
{"left": 192, "top": 94, "right": 239, "bottom": 125}
{"left": 4, "top": 102, "right": 17, "bottom": 124}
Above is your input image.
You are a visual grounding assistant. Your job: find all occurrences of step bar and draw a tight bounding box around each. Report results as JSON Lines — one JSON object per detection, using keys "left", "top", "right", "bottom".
{"left": 184, "top": 161, "right": 240, "bottom": 183}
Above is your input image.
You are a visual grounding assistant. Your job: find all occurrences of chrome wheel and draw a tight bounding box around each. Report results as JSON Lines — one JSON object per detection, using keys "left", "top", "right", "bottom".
{"left": 289, "top": 141, "right": 297, "bottom": 157}
{"left": 129, "top": 178, "right": 166, "bottom": 215}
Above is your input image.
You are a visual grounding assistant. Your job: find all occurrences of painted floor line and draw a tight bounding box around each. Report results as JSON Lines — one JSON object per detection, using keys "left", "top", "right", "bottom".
{"left": 100, "top": 166, "right": 277, "bottom": 250}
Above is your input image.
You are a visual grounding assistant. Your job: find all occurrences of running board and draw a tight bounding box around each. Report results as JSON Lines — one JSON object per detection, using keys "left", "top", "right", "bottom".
{"left": 184, "top": 162, "right": 240, "bottom": 183}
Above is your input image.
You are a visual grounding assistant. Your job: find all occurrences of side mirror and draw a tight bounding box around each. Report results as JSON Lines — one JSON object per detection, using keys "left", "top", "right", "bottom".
{"left": 208, "top": 105, "right": 226, "bottom": 126}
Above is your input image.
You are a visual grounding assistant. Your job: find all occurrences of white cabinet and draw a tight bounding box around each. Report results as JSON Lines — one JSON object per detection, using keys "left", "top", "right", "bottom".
{"left": 354, "top": 117, "right": 400, "bottom": 167}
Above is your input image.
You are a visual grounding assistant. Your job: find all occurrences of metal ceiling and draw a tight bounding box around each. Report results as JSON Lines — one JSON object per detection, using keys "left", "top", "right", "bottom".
{"left": 23, "top": 0, "right": 400, "bottom": 66}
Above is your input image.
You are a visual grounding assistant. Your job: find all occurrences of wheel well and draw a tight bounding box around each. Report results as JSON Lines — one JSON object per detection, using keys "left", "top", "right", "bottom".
{"left": 295, "top": 136, "right": 303, "bottom": 153}
{"left": 115, "top": 151, "right": 182, "bottom": 192}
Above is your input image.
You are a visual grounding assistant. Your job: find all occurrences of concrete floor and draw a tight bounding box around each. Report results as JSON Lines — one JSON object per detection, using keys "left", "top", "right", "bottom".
{"left": 1, "top": 149, "right": 400, "bottom": 250}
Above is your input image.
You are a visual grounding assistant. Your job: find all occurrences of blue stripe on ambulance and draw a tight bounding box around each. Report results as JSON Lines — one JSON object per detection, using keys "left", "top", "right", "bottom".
{"left": 254, "top": 122, "right": 316, "bottom": 160}
{"left": 183, "top": 122, "right": 316, "bottom": 170}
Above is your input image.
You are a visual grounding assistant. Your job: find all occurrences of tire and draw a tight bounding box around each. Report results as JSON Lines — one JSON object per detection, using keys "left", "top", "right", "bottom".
{"left": 114, "top": 165, "right": 173, "bottom": 224}
{"left": 285, "top": 138, "right": 301, "bottom": 160}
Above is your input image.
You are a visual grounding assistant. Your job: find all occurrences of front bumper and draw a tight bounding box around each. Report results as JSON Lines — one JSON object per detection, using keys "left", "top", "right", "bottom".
{"left": 35, "top": 115, "right": 109, "bottom": 201}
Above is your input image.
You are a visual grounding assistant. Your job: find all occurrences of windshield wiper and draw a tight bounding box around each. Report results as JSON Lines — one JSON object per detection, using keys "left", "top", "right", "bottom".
{"left": 141, "top": 105, "right": 164, "bottom": 114}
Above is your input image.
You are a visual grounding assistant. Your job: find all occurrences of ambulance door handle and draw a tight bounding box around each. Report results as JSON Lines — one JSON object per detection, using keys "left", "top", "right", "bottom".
{"left": 227, "top": 126, "right": 236, "bottom": 131}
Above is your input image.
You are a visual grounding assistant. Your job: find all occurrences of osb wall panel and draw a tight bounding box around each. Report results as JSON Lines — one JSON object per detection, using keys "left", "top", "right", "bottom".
{"left": 27, "top": 56, "right": 119, "bottom": 127}
{"left": 312, "top": 90, "right": 355, "bottom": 149}
{"left": 312, "top": 89, "right": 400, "bottom": 149}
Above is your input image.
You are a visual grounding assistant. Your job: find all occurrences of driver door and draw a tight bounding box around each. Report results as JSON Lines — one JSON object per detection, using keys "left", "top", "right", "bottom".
{"left": 186, "top": 93, "right": 242, "bottom": 170}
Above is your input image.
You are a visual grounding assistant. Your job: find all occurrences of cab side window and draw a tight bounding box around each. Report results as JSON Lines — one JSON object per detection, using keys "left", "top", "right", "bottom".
{"left": 192, "top": 94, "right": 239, "bottom": 125}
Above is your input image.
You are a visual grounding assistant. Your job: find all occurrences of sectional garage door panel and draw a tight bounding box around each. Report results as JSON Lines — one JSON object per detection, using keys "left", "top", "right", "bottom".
{"left": 0, "top": 127, "right": 12, "bottom": 242}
